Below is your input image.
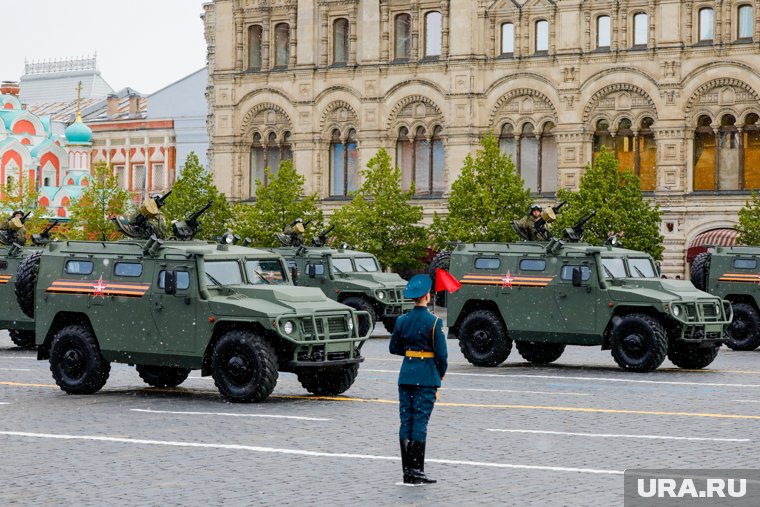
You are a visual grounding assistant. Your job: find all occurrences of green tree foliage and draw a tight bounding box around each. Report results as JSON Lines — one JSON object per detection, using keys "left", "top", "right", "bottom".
{"left": 233, "top": 160, "right": 324, "bottom": 247}
{"left": 67, "top": 161, "right": 132, "bottom": 241}
{"left": 554, "top": 148, "right": 664, "bottom": 259}
{"left": 430, "top": 133, "right": 532, "bottom": 248}
{"left": 330, "top": 149, "right": 427, "bottom": 271}
{"left": 161, "top": 152, "right": 231, "bottom": 241}
{"left": 736, "top": 192, "right": 760, "bottom": 245}
{"left": 0, "top": 175, "right": 48, "bottom": 237}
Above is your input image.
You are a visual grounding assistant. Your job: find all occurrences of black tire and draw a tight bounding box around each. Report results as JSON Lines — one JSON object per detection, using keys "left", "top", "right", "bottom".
{"left": 296, "top": 363, "right": 360, "bottom": 396}
{"left": 49, "top": 325, "right": 110, "bottom": 395}
{"left": 515, "top": 341, "right": 566, "bottom": 365}
{"left": 9, "top": 329, "right": 35, "bottom": 349}
{"left": 15, "top": 250, "right": 42, "bottom": 318}
{"left": 667, "top": 342, "right": 720, "bottom": 369}
{"left": 458, "top": 309, "right": 512, "bottom": 367}
{"left": 725, "top": 303, "right": 760, "bottom": 351}
{"left": 610, "top": 313, "right": 668, "bottom": 372}
{"left": 136, "top": 364, "right": 191, "bottom": 388}
{"left": 428, "top": 250, "right": 452, "bottom": 307}
{"left": 380, "top": 315, "right": 397, "bottom": 334}
{"left": 342, "top": 296, "right": 376, "bottom": 337}
{"left": 690, "top": 252, "right": 711, "bottom": 291}
{"left": 211, "top": 329, "right": 278, "bottom": 403}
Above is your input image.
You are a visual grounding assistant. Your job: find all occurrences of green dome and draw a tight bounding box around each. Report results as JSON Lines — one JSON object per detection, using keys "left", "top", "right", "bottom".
{"left": 65, "top": 116, "right": 92, "bottom": 145}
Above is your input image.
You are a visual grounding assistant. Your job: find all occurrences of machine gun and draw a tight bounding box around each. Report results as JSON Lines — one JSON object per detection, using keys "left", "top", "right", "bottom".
{"left": 112, "top": 190, "right": 173, "bottom": 240}
{"left": 171, "top": 200, "right": 213, "bottom": 240}
{"left": 31, "top": 220, "right": 60, "bottom": 246}
{"left": 534, "top": 201, "right": 566, "bottom": 241}
{"left": 562, "top": 210, "right": 597, "bottom": 243}
{"left": 0, "top": 211, "right": 30, "bottom": 246}
{"left": 311, "top": 225, "right": 335, "bottom": 247}
{"left": 274, "top": 218, "right": 312, "bottom": 247}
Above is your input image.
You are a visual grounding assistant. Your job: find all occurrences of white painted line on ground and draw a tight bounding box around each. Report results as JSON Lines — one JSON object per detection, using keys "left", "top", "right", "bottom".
{"left": 362, "top": 369, "right": 760, "bottom": 388}
{"left": 732, "top": 400, "right": 760, "bottom": 404}
{"left": 130, "top": 408, "right": 331, "bottom": 421}
{"left": 0, "top": 431, "right": 623, "bottom": 475}
{"left": 0, "top": 368, "right": 31, "bottom": 372}
{"left": 486, "top": 429, "right": 750, "bottom": 442}
{"left": 0, "top": 356, "right": 37, "bottom": 360}
{"left": 0, "top": 402, "right": 8, "bottom": 405}
{"left": 442, "top": 387, "right": 589, "bottom": 397}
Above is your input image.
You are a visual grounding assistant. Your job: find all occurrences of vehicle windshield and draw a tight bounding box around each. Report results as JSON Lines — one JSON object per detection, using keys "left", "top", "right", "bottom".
{"left": 205, "top": 260, "right": 244, "bottom": 286}
{"left": 628, "top": 257, "right": 657, "bottom": 278}
{"left": 355, "top": 257, "right": 380, "bottom": 272}
{"left": 601, "top": 258, "right": 627, "bottom": 279}
{"left": 245, "top": 259, "right": 288, "bottom": 285}
{"left": 332, "top": 257, "right": 353, "bottom": 273}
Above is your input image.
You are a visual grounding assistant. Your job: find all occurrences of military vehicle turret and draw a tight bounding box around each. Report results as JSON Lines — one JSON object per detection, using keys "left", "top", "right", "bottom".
{"left": 443, "top": 215, "right": 732, "bottom": 372}
{"left": 691, "top": 247, "right": 760, "bottom": 351}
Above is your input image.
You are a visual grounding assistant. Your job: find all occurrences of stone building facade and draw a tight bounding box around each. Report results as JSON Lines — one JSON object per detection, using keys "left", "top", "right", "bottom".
{"left": 204, "top": 0, "right": 760, "bottom": 276}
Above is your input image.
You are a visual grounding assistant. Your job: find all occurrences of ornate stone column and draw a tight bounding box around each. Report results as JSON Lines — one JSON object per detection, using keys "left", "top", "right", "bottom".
{"left": 319, "top": 8, "right": 328, "bottom": 67}
{"left": 410, "top": 1, "right": 420, "bottom": 61}
{"left": 262, "top": 10, "right": 271, "bottom": 69}
{"left": 349, "top": 4, "right": 358, "bottom": 66}
{"left": 289, "top": 6, "right": 298, "bottom": 68}
{"left": 380, "top": 2, "right": 390, "bottom": 61}
{"left": 441, "top": 0, "right": 450, "bottom": 59}
{"left": 234, "top": 8, "right": 244, "bottom": 71}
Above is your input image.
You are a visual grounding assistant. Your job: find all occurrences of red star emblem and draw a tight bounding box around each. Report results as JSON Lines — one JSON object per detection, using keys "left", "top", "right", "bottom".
{"left": 501, "top": 271, "right": 514, "bottom": 289}
{"left": 92, "top": 275, "right": 107, "bottom": 299}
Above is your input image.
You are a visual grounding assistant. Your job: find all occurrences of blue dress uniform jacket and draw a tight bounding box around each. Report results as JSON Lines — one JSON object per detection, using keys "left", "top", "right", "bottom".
{"left": 389, "top": 306, "right": 448, "bottom": 387}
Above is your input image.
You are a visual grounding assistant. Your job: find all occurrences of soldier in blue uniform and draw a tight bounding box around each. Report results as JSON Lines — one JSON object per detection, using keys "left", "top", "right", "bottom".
{"left": 389, "top": 274, "right": 448, "bottom": 485}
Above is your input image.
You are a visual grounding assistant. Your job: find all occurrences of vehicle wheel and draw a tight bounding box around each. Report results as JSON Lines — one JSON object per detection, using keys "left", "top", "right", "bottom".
{"left": 380, "top": 316, "right": 397, "bottom": 334}
{"left": 9, "top": 329, "right": 35, "bottom": 349}
{"left": 296, "top": 363, "right": 360, "bottom": 396}
{"left": 211, "top": 329, "right": 278, "bottom": 403}
{"left": 458, "top": 309, "right": 512, "bottom": 367}
{"left": 136, "top": 364, "right": 191, "bottom": 388}
{"left": 15, "top": 250, "right": 42, "bottom": 318}
{"left": 515, "top": 341, "right": 565, "bottom": 365}
{"left": 428, "top": 250, "right": 452, "bottom": 307}
{"left": 690, "top": 252, "right": 711, "bottom": 291}
{"left": 725, "top": 303, "right": 760, "bottom": 351}
{"left": 610, "top": 313, "right": 668, "bottom": 372}
{"left": 342, "top": 296, "right": 376, "bottom": 337}
{"left": 49, "top": 325, "right": 110, "bottom": 395}
{"left": 667, "top": 342, "right": 720, "bottom": 369}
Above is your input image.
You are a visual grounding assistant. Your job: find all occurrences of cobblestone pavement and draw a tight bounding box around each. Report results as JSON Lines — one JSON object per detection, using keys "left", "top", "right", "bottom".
{"left": 3, "top": 326, "right": 760, "bottom": 506}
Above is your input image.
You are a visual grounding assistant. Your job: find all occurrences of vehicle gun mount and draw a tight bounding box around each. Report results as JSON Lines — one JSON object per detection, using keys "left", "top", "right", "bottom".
{"left": 112, "top": 190, "right": 172, "bottom": 240}
{"left": 0, "top": 211, "right": 31, "bottom": 246}
{"left": 171, "top": 200, "right": 213, "bottom": 241}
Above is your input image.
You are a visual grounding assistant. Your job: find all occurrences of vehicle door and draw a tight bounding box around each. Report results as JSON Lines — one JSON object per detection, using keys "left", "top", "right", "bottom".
{"left": 509, "top": 257, "right": 555, "bottom": 338}
{"left": 151, "top": 260, "right": 198, "bottom": 353}
{"left": 554, "top": 259, "right": 598, "bottom": 336}
{"left": 303, "top": 257, "right": 329, "bottom": 290}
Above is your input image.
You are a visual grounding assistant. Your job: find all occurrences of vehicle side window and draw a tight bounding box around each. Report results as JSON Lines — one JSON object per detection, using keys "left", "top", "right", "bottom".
{"left": 519, "top": 259, "right": 546, "bottom": 271}
{"left": 560, "top": 265, "right": 591, "bottom": 281}
{"left": 0, "top": 261, "right": 7, "bottom": 270}
{"left": 474, "top": 257, "right": 500, "bottom": 270}
{"left": 309, "top": 263, "right": 325, "bottom": 276}
{"left": 734, "top": 258, "right": 757, "bottom": 270}
{"left": 66, "top": 260, "right": 94, "bottom": 275}
{"left": 158, "top": 270, "right": 190, "bottom": 290}
{"left": 114, "top": 262, "right": 143, "bottom": 277}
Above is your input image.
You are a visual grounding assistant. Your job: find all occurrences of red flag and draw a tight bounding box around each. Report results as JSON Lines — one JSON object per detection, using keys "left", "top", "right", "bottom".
{"left": 435, "top": 268, "right": 462, "bottom": 293}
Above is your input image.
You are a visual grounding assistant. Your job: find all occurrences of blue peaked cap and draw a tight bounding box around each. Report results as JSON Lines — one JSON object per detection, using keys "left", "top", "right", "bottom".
{"left": 403, "top": 274, "right": 432, "bottom": 299}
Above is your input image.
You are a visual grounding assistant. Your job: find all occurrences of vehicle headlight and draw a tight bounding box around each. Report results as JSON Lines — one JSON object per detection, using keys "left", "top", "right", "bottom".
{"left": 347, "top": 318, "right": 354, "bottom": 331}
{"left": 715, "top": 303, "right": 721, "bottom": 314}
{"left": 283, "top": 321, "right": 294, "bottom": 335}
{"left": 377, "top": 290, "right": 385, "bottom": 300}
{"left": 671, "top": 305, "right": 681, "bottom": 317}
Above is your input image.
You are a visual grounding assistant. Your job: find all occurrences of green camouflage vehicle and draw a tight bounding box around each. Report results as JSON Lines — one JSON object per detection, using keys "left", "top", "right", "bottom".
{"left": 270, "top": 226, "right": 413, "bottom": 335}
{"left": 20, "top": 237, "right": 370, "bottom": 402}
{"left": 691, "top": 247, "right": 760, "bottom": 350}
{"left": 445, "top": 234, "right": 732, "bottom": 372}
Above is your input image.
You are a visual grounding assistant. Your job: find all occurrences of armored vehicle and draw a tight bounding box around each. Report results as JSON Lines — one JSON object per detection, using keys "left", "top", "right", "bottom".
{"left": 691, "top": 247, "right": 760, "bottom": 350}
{"left": 20, "top": 238, "right": 370, "bottom": 402}
{"left": 272, "top": 245, "right": 413, "bottom": 335}
{"left": 446, "top": 239, "right": 732, "bottom": 372}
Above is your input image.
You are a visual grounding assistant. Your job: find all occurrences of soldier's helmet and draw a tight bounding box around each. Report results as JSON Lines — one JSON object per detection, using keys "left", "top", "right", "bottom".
{"left": 529, "top": 204, "right": 543, "bottom": 214}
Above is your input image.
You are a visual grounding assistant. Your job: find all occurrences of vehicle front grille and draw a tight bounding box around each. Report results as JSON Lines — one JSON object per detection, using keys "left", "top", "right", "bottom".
{"left": 328, "top": 317, "right": 348, "bottom": 334}
{"left": 301, "top": 314, "right": 351, "bottom": 340}
{"left": 698, "top": 301, "right": 721, "bottom": 321}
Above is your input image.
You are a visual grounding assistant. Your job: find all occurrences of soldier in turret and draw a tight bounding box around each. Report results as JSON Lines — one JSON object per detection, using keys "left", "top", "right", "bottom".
{"left": 517, "top": 204, "right": 543, "bottom": 241}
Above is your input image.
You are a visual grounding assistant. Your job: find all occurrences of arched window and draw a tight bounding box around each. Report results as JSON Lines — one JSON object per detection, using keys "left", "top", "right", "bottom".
{"left": 499, "top": 123, "right": 517, "bottom": 162}
{"left": 540, "top": 122, "right": 557, "bottom": 193}
{"left": 396, "top": 127, "right": 413, "bottom": 190}
{"left": 738, "top": 5, "right": 754, "bottom": 40}
{"left": 633, "top": 13, "right": 648, "bottom": 46}
{"left": 535, "top": 20, "right": 549, "bottom": 52}
{"left": 395, "top": 125, "right": 445, "bottom": 195}
{"left": 267, "top": 132, "right": 281, "bottom": 179}
{"left": 501, "top": 23, "right": 515, "bottom": 54}
{"left": 593, "top": 119, "right": 614, "bottom": 164}
{"left": 274, "top": 23, "right": 290, "bottom": 67}
{"left": 330, "top": 129, "right": 359, "bottom": 196}
{"left": 431, "top": 126, "right": 445, "bottom": 194}
{"left": 597, "top": 16, "right": 611, "bottom": 48}
{"left": 250, "top": 131, "right": 293, "bottom": 190}
{"left": 694, "top": 115, "right": 716, "bottom": 190}
{"left": 425, "top": 11, "right": 442, "bottom": 57}
{"left": 395, "top": 14, "right": 412, "bottom": 60}
{"left": 414, "top": 127, "right": 431, "bottom": 192}
{"left": 639, "top": 117, "right": 657, "bottom": 191}
{"left": 251, "top": 133, "right": 265, "bottom": 194}
{"left": 520, "top": 123, "right": 538, "bottom": 191}
{"left": 744, "top": 113, "right": 760, "bottom": 188}
{"left": 248, "top": 25, "right": 263, "bottom": 70}
{"left": 719, "top": 114, "right": 740, "bottom": 190}
{"left": 333, "top": 18, "right": 349, "bottom": 64}
{"left": 699, "top": 8, "right": 715, "bottom": 41}
{"left": 616, "top": 118, "right": 635, "bottom": 173}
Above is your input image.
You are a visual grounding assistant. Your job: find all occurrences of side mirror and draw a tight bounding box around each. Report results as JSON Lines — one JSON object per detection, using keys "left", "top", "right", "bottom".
{"left": 306, "top": 264, "right": 316, "bottom": 278}
{"left": 572, "top": 267, "right": 583, "bottom": 287}
{"left": 291, "top": 266, "right": 298, "bottom": 284}
{"left": 165, "top": 270, "right": 178, "bottom": 295}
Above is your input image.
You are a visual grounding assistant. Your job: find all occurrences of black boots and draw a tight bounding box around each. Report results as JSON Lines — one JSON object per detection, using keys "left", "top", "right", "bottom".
{"left": 402, "top": 440, "right": 436, "bottom": 485}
